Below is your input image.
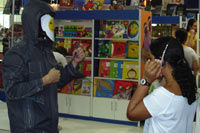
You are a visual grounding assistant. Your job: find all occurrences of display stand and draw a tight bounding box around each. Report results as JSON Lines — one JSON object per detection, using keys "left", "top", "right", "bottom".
{"left": 55, "top": 10, "right": 152, "bottom": 127}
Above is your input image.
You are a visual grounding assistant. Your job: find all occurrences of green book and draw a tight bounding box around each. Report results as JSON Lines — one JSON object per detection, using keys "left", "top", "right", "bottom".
{"left": 109, "top": 60, "right": 118, "bottom": 78}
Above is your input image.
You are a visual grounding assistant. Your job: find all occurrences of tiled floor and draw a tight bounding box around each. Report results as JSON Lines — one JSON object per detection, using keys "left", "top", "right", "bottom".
{"left": 0, "top": 101, "right": 143, "bottom": 133}
{"left": 58, "top": 117, "right": 143, "bottom": 133}
{"left": 0, "top": 117, "right": 143, "bottom": 133}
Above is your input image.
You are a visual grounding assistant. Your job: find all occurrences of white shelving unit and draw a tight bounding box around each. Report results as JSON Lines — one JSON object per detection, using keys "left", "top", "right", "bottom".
{"left": 55, "top": 10, "right": 152, "bottom": 127}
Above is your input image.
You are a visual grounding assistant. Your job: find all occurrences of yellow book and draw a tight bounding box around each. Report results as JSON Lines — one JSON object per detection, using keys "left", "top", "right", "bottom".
{"left": 122, "top": 61, "right": 139, "bottom": 80}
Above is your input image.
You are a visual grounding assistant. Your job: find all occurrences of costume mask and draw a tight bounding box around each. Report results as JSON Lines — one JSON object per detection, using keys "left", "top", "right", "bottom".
{"left": 40, "top": 14, "right": 54, "bottom": 42}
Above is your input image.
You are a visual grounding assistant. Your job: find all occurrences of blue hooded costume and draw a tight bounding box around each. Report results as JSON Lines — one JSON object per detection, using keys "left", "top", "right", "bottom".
{"left": 2, "top": 0, "right": 84, "bottom": 132}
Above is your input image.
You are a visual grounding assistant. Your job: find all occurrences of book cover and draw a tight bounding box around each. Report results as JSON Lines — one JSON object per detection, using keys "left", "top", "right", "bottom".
{"left": 72, "top": 79, "right": 82, "bottom": 95}
{"left": 71, "top": 39, "right": 80, "bottom": 53}
{"left": 83, "top": 60, "right": 92, "bottom": 76}
{"left": 126, "top": 41, "right": 139, "bottom": 59}
{"left": 61, "top": 80, "right": 74, "bottom": 94}
{"left": 98, "top": 59, "right": 110, "bottom": 77}
{"left": 117, "top": 61, "right": 123, "bottom": 78}
{"left": 97, "top": 40, "right": 112, "bottom": 57}
{"left": 63, "top": 38, "right": 72, "bottom": 56}
{"left": 111, "top": 40, "right": 126, "bottom": 58}
{"left": 80, "top": 39, "right": 92, "bottom": 57}
{"left": 95, "top": 79, "right": 115, "bottom": 98}
{"left": 81, "top": 79, "right": 91, "bottom": 96}
{"left": 122, "top": 61, "right": 139, "bottom": 80}
{"left": 113, "top": 80, "right": 137, "bottom": 99}
{"left": 109, "top": 60, "right": 118, "bottom": 78}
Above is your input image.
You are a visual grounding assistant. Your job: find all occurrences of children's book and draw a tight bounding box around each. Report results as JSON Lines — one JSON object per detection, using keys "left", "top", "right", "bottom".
{"left": 98, "top": 59, "right": 110, "bottom": 77}
{"left": 61, "top": 80, "right": 74, "bottom": 94}
{"left": 80, "top": 39, "right": 92, "bottom": 57}
{"left": 117, "top": 61, "right": 123, "bottom": 78}
{"left": 113, "top": 80, "right": 137, "bottom": 99}
{"left": 122, "top": 61, "right": 139, "bottom": 80}
{"left": 97, "top": 40, "right": 112, "bottom": 57}
{"left": 109, "top": 60, "right": 118, "bottom": 78}
{"left": 72, "top": 79, "right": 82, "bottom": 95}
{"left": 111, "top": 40, "right": 127, "bottom": 58}
{"left": 126, "top": 41, "right": 139, "bottom": 59}
{"left": 63, "top": 38, "right": 72, "bottom": 55}
{"left": 81, "top": 79, "right": 91, "bottom": 96}
{"left": 83, "top": 60, "right": 92, "bottom": 76}
{"left": 95, "top": 79, "right": 115, "bottom": 98}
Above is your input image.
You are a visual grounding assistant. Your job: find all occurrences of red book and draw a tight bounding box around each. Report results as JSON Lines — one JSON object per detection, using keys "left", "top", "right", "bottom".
{"left": 83, "top": 60, "right": 91, "bottom": 76}
{"left": 111, "top": 40, "right": 126, "bottom": 58}
{"left": 98, "top": 60, "right": 110, "bottom": 77}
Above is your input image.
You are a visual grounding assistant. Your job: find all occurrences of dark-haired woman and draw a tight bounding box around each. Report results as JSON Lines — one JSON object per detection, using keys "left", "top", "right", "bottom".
{"left": 175, "top": 28, "right": 199, "bottom": 76}
{"left": 185, "top": 18, "right": 197, "bottom": 51}
{"left": 127, "top": 37, "right": 197, "bottom": 133}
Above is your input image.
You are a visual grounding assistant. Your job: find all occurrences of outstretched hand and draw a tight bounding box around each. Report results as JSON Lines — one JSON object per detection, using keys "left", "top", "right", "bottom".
{"left": 72, "top": 48, "right": 85, "bottom": 67}
{"left": 143, "top": 59, "right": 162, "bottom": 84}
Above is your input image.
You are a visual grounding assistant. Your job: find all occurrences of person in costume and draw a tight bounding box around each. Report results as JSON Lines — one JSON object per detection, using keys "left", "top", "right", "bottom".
{"left": 2, "top": 0, "right": 85, "bottom": 132}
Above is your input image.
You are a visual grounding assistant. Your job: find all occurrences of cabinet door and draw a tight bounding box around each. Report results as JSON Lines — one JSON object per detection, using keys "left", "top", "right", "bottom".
{"left": 114, "top": 99, "right": 130, "bottom": 121}
{"left": 58, "top": 93, "right": 70, "bottom": 114}
{"left": 69, "top": 95, "right": 91, "bottom": 116}
{"left": 92, "top": 97, "right": 115, "bottom": 119}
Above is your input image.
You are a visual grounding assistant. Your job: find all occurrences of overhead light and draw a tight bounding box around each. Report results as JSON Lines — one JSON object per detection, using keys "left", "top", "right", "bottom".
{"left": 152, "top": 24, "right": 157, "bottom": 27}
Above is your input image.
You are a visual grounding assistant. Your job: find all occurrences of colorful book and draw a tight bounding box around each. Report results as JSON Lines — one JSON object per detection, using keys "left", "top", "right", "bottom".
{"left": 109, "top": 60, "right": 118, "bottom": 78}
{"left": 111, "top": 40, "right": 126, "bottom": 58}
{"left": 72, "top": 79, "right": 82, "bottom": 95}
{"left": 117, "top": 61, "right": 123, "bottom": 78}
{"left": 81, "top": 79, "right": 91, "bottom": 96}
{"left": 97, "top": 40, "right": 112, "bottom": 57}
{"left": 98, "top": 59, "right": 110, "bottom": 77}
{"left": 113, "top": 80, "right": 137, "bottom": 99}
{"left": 80, "top": 39, "right": 92, "bottom": 57}
{"left": 83, "top": 60, "right": 91, "bottom": 76}
{"left": 122, "top": 61, "right": 139, "bottom": 80}
{"left": 94, "top": 79, "right": 115, "bottom": 98}
{"left": 126, "top": 41, "right": 139, "bottom": 59}
{"left": 61, "top": 80, "right": 74, "bottom": 94}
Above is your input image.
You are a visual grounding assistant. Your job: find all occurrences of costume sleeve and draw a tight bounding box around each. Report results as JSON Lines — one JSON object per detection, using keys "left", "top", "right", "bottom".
{"left": 2, "top": 52, "right": 43, "bottom": 100}
{"left": 57, "top": 61, "right": 85, "bottom": 89}
{"left": 143, "top": 87, "right": 171, "bottom": 117}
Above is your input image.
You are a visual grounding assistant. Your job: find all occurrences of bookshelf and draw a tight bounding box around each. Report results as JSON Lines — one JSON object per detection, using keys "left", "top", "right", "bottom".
{"left": 55, "top": 10, "right": 152, "bottom": 126}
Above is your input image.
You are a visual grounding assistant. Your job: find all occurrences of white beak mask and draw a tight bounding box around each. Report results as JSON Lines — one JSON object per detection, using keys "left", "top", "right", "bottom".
{"left": 40, "top": 14, "right": 54, "bottom": 42}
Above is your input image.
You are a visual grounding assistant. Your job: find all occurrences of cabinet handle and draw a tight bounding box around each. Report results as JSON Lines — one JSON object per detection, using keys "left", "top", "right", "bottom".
{"left": 115, "top": 101, "right": 117, "bottom": 111}
{"left": 69, "top": 98, "right": 71, "bottom": 107}
{"left": 111, "top": 101, "right": 113, "bottom": 111}
{"left": 66, "top": 97, "right": 68, "bottom": 106}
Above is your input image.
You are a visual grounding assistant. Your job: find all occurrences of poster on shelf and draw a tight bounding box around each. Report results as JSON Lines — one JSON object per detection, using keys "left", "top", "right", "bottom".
{"left": 141, "top": 10, "right": 152, "bottom": 78}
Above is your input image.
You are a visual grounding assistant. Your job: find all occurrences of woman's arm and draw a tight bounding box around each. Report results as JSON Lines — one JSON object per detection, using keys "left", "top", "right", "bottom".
{"left": 127, "top": 60, "right": 162, "bottom": 121}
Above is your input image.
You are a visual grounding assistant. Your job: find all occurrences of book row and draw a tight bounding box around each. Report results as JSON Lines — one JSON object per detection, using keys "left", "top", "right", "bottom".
{"left": 97, "top": 40, "right": 139, "bottom": 59}
{"left": 59, "top": 78, "right": 138, "bottom": 100}
{"left": 98, "top": 60, "right": 139, "bottom": 80}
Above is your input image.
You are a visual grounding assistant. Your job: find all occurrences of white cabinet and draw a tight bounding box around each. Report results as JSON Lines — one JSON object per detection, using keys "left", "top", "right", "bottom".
{"left": 58, "top": 93, "right": 91, "bottom": 116}
{"left": 92, "top": 97, "right": 129, "bottom": 121}
{"left": 114, "top": 99, "right": 130, "bottom": 121}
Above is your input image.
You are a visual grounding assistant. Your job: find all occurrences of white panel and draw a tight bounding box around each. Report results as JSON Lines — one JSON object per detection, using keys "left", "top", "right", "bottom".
{"left": 92, "top": 97, "right": 115, "bottom": 119}
{"left": 114, "top": 99, "right": 130, "bottom": 121}
{"left": 69, "top": 95, "right": 91, "bottom": 116}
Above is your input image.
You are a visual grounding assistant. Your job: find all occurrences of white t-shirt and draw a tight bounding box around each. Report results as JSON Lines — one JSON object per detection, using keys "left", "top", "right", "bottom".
{"left": 53, "top": 51, "right": 68, "bottom": 67}
{"left": 183, "top": 46, "right": 198, "bottom": 69}
{"left": 143, "top": 86, "right": 197, "bottom": 133}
